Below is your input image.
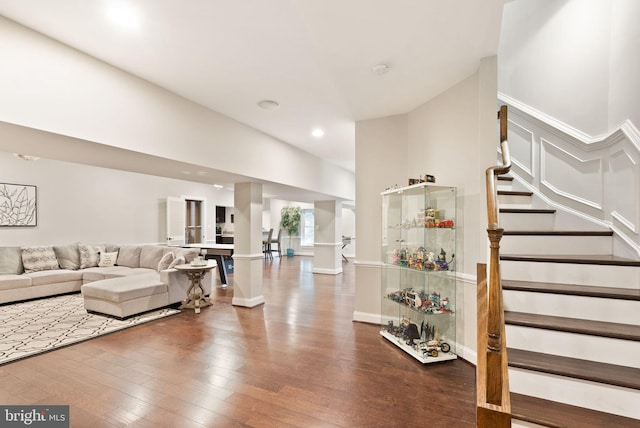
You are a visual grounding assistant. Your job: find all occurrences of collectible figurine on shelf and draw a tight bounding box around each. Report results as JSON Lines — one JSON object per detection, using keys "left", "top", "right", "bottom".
{"left": 435, "top": 248, "right": 454, "bottom": 271}
{"left": 425, "top": 208, "right": 438, "bottom": 228}
{"left": 403, "top": 323, "right": 420, "bottom": 346}
{"left": 387, "top": 320, "right": 395, "bottom": 334}
{"left": 424, "top": 251, "right": 436, "bottom": 270}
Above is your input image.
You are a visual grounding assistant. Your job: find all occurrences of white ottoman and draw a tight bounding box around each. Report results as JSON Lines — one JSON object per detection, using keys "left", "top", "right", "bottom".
{"left": 81, "top": 274, "right": 169, "bottom": 319}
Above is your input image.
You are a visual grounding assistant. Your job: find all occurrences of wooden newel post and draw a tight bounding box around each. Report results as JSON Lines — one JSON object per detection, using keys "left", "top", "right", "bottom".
{"left": 477, "top": 105, "right": 512, "bottom": 427}
{"left": 486, "top": 227, "right": 505, "bottom": 405}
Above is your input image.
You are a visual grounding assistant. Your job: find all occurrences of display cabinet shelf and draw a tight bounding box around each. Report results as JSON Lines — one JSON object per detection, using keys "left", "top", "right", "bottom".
{"left": 380, "top": 182, "right": 458, "bottom": 364}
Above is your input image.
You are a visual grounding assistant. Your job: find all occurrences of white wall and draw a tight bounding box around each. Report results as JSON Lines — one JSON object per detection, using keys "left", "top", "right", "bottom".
{"left": 499, "top": 0, "right": 640, "bottom": 135}
{"left": 353, "top": 58, "right": 497, "bottom": 362}
{"left": 0, "top": 16, "right": 354, "bottom": 201}
{"left": 0, "top": 152, "right": 222, "bottom": 246}
{"left": 608, "top": 0, "right": 640, "bottom": 129}
{"left": 354, "top": 114, "right": 408, "bottom": 323}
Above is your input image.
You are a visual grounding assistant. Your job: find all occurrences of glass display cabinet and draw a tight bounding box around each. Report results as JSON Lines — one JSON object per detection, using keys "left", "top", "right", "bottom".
{"left": 380, "top": 183, "right": 457, "bottom": 363}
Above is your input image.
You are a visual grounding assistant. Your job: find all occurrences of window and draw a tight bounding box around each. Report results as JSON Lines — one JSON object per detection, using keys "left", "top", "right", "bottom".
{"left": 300, "top": 209, "right": 314, "bottom": 246}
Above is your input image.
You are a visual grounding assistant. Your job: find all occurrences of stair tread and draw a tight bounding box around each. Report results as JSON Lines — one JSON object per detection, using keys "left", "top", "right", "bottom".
{"left": 508, "top": 348, "right": 640, "bottom": 390}
{"left": 505, "top": 311, "right": 640, "bottom": 341}
{"left": 497, "top": 176, "right": 514, "bottom": 181}
{"left": 511, "top": 392, "right": 640, "bottom": 428}
{"left": 499, "top": 208, "right": 556, "bottom": 213}
{"left": 503, "top": 279, "right": 640, "bottom": 301}
{"left": 497, "top": 190, "right": 533, "bottom": 196}
{"left": 503, "top": 230, "right": 613, "bottom": 236}
{"left": 501, "top": 253, "right": 640, "bottom": 266}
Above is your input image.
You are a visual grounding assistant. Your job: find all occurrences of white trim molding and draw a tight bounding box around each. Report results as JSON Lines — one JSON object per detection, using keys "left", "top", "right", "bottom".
{"left": 232, "top": 295, "right": 265, "bottom": 308}
{"left": 352, "top": 311, "right": 380, "bottom": 324}
{"left": 232, "top": 253, "right": 264, "bottom": 260}
{"left": 313, "top": 267, "right": 343, "bottom": 275}
{"left": 498, "top": 93, "right": 640, "bottom": 258}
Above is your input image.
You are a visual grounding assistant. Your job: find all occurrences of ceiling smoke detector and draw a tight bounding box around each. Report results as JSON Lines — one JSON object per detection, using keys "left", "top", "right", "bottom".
{"left": 257, "top": 99, "right": 280, "bottom": 110}
{"left": 371, "top": 63, "right": 390, "bottom": 75}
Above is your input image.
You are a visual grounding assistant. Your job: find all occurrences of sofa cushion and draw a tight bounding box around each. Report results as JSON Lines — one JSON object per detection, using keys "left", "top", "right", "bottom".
{"left": 98, "top": 252, "right": 118, "bottom": 267}
{"left": 116, "top": 245, "right": 142, "bottom": 268}
{"left": 53, "top": 243, "right": 80, "bottom": 270}
{"left": 79, "top": 244, "right": 104, "bottom": 269}
{"left": 116, "top": 268, "right": 158, "bottom": 277}
{"left": 21, "top": 246, "right": 60, "bottom": 273}
{"left": 0, "top": 247, "right": 24, "bottom": 275}
{"left": 0, "top": 274, "right": 31, "bottom": 291}
{"left": 25, "top": 269, "right": 83, "bottom": 286}
{"left": 140, "top": 245, "right": 165, "bottom": 270}
{"left": 157, "top": 251, "right": 174, "bottom": 271}
{"left": 82, "top": 275, "right": 167, "bottom": 303}
{"left": 82, "top": 266, "right": 158, "bottom": 282}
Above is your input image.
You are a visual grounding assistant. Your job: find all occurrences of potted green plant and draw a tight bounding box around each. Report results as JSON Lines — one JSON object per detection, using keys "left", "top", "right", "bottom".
{"left": 280, "top": 206, "right": 301, "bottom": 257}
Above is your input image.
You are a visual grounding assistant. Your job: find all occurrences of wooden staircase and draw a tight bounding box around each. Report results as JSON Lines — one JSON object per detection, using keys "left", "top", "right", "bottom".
{"left": 496, "top": 175, "right": 640, "bottom": 427}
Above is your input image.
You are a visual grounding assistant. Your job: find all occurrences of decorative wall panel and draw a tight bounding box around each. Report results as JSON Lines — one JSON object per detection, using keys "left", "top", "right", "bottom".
{"left": 610, "top": 150, "right": 638, "bottom": 232}
{"left": 508, "top": 120, "right": 534, "bottom": 177}
{"left": 541, "top": 139, "right": 603, "bottom": 210}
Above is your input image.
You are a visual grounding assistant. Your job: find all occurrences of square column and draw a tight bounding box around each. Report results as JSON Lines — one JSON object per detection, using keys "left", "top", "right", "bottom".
{"left": 232, "top": 182, "right": 265, "bottom": 307}
{"left": 313, "top": 200, "right": 343, "bottom": 275}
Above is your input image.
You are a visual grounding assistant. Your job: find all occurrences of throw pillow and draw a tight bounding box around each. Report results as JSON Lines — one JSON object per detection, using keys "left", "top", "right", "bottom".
{"left": 157, "top": 251, "right": 174, "bottom": 271}
{"left": 0, "top": 247, "right": 24, "bottom": 275}
{"left": 21, "top": 246, "right": 60, "bottom": 274}
{"left": 168, "top": 255, "right": 185, "bottom": 269}
{"left": 79, "top": 244, "right": 104, "bottom": 269}
{"left": 98, "top": 251, "right": 119, "bottom": 267}
{"left": 53, "top": 243, "right": 80, "bottom": 270}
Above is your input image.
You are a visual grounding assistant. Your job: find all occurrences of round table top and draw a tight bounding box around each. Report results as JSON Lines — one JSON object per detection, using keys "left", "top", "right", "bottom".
{"left": 173, "top": 260, "right": 217, "bottom": 271}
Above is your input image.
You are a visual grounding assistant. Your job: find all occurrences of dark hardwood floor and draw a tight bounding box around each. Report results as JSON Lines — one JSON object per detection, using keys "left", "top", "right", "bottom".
{"left": 0, "top": 257, "right": 476, "bottom": 427}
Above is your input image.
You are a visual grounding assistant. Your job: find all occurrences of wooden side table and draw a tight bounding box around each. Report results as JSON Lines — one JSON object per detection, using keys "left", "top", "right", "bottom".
{"left": 174, "top": 261, "right": 216, "bottom": 313}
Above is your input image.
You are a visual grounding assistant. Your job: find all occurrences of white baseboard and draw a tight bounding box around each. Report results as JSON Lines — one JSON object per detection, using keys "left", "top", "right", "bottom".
{"left": 312, "top": 267, "right": 343, "bottom": 275}
{"left": 232, "top": 295, "right": 265, "bottom": 308}
{"left": 352, "top": 311, "right": 380, "bottom": 324}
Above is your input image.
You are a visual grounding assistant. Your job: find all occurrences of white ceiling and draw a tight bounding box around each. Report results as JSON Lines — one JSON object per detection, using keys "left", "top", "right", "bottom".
{"left": 0, "top": 0, "right": 504, "bottom": 196}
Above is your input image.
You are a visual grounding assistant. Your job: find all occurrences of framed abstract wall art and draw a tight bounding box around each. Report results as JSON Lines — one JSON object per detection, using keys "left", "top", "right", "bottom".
{"left": 0, "top": 183, "right": 37, "bottom": 227}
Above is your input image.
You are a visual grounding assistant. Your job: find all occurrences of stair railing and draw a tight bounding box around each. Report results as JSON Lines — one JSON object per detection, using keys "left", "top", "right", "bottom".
{"left": 477, "top": 105, "right": 512, "bottom": 427}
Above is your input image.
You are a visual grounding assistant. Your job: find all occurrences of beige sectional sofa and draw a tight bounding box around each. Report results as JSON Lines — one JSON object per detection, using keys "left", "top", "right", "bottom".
{"left": 0, "top": 243, "right": 215, "bottom": 318}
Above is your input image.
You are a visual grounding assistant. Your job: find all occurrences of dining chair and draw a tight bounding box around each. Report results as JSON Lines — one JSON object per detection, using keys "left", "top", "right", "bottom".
{"left": 271, "top": 228, "right": 283, "bottom": 257}
{"left": 262, "top": 228, "right": 273, "bottom": 259}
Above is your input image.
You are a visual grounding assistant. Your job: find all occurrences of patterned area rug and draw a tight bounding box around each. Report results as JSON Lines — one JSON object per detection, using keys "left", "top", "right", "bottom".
{"left": 0, "top": 293, "right": 179, "bottom": 366}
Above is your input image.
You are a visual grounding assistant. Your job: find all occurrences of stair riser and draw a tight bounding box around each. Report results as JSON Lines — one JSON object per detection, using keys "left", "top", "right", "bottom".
{"left": 500, "top": 235, "right": 612, "bottom": 255}
{"left": 504, "top": 290, "right": 639, "bottom": 325}
{"left": 500, "top": 260, "right": 640, "bottom": 289}
{"left": 505, "top": 325, "right": 640, "bottom": 368}
{"left": 509, "top": 368, "right": 640, "bottom": 420}
{"left": 497, "top": 183, "right": 515, "bottom": 192}
{"left": 497, "top": 194, "right": 533, "bottom": 206}
{"left": 500, "top": 213, "right": 556, "bottom": 231}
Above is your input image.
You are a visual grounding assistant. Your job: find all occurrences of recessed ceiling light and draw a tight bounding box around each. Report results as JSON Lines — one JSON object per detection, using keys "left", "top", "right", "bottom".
{"left": 257, "top": 100, "right": 280, "bottom": 110}
{"left": 371, "top": 63, "right": 390, "bottom": 75}
{"left": 311, "top": 129, "right": 325, "bottom": 138}
{"left": 107, "top": 4, "right": 140, "bottom": 29}
{"left": 213, "top": 184, "right": 224, "bottom": 189}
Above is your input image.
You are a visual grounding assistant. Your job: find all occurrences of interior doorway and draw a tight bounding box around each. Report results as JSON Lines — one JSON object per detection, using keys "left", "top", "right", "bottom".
{"left": 185, "top": 198, "right": 204, "bottom": 244}
{"left": 166, "top": 196, "right": 207, "bottom": 246}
